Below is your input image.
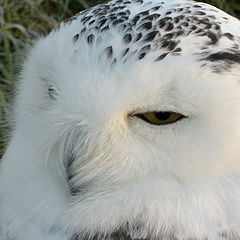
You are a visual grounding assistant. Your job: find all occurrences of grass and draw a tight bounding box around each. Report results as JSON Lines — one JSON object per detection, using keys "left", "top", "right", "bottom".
{"left": 0, "top": 0, "right": 240, "bottom": 157}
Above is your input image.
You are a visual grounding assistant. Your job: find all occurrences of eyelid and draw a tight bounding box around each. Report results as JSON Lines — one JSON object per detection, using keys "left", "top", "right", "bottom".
{"left": 129, "top": 110, "right": 184, "bottom": 117}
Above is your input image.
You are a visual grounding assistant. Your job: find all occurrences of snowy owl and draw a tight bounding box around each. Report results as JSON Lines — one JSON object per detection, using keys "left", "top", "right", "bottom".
{"left": 1, "top": 0, "right": 240, "bottom": 239}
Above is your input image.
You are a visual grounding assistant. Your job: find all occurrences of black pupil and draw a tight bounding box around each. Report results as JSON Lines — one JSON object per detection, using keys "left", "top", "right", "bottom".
{"left": 155, "top": 112, "right": 171, "bottom": 121}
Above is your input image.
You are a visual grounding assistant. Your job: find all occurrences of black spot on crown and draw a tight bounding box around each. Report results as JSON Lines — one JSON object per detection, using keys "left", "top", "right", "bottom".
{"left": 123, "top": 33, "right": 132, "bottom": 44}
{"left": 105, "top": 46, "right": 114, "bottom": 58}
{"left": 87, "top": 34, "right": 95, "bottom": 44}
{"left": 204, "top": 52, "right": 240, "bottom": 63}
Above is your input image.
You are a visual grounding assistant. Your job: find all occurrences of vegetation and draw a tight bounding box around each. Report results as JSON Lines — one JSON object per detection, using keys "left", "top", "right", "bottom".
{"left": 0, "top": 0, "right": 240, "bottom": 156}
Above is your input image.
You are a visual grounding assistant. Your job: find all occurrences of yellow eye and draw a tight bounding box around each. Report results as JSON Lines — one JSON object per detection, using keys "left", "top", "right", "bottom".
{"left": 136, "top": 112, "right": 184, "bottom": 125}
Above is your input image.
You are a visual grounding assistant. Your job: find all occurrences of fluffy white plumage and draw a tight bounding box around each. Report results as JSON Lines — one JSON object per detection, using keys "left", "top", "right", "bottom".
{"left": 1, "top": 0, "right": 240, "bottom": 239}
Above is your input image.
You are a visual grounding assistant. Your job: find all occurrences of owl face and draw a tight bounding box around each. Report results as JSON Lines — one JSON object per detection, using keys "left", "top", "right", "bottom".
{"left": 2, "top": 0, "right": 240, "bottom": 239}
{"left": 22, "top": 0, "right": 240, "bottom": 189}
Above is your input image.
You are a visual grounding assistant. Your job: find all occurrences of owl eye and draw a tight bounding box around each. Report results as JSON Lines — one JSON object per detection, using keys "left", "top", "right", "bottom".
{"left": 48, "top": 84, "right": 57, "bottom": 99}
{"left": 135, "top": 112, "right": 185, "bottom": 125}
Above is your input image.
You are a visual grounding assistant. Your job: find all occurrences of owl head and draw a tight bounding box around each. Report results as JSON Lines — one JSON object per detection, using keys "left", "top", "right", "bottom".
{"left": 1, "top": 0, "right": 240, "bottom": 239}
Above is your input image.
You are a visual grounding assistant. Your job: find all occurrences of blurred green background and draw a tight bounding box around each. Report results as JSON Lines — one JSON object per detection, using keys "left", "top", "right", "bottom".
{"left": 0, "top": 0, "right": 240, "bottom": 156}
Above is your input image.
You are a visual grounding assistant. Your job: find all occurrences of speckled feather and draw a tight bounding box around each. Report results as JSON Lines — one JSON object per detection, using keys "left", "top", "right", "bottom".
{"left": 54, "top": 0, "right": 240, "bottom": 73}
